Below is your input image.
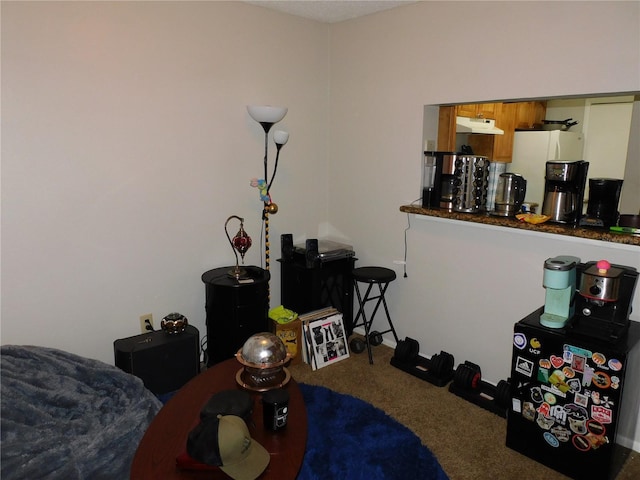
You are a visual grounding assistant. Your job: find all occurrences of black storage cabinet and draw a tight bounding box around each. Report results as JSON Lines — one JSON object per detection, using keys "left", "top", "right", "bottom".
{"left": 201, "top": 266, "right": 270, "bottom": 367}
{"left": 278, "top": 236, "right": 356, "bottom": 335}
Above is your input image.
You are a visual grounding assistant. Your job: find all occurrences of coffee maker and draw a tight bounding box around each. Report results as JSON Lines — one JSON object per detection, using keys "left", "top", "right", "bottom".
{"left": 570, "top": 260, "right": 638, "bottom": 341}
{"left": 421, "top": 151, "right": 457, "bottom": 210}
{"left": 540, "top": 256, "right": 580, "bottom": 329}
{"left": 579, "top": 178, "right": 624, "bottom": 228}
{"left": 541, "top": 160, "right": 589, "bottom": 225}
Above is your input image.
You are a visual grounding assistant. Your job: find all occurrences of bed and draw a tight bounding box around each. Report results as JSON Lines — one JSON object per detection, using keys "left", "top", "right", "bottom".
{"left": 0, "top": 345, "right": 162, "bottom": 479}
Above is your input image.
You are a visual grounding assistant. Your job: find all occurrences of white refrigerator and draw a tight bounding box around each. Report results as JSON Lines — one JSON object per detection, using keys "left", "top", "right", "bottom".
{"left": 508, "top": 130, "right": 585, "bottom": 209}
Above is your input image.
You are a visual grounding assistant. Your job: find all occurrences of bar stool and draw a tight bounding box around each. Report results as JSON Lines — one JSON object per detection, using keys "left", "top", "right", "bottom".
{"left": 351, "top": 266, "right": 399, "bottom": 364}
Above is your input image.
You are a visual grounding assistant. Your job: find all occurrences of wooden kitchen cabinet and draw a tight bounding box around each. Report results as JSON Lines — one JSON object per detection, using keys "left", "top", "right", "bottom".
{"left": 456, "top": 104, "right": 479, "bottom": 118}
{"left": 492, "top": 102, "right": 517, "bottom": 162}
{"left": 437, "top": 105, "right": 457, "bottom": 151}
{"left": 437, "top": 101, "right": 544, "bottom": 162}
{"left": 514, "top": 101, "right": 547, "bottom": 129}
{"left": 466, "top": 103, "right": 516, "bottom": 162}
{"left": 456, "top": 103, "right": 498, "bottom": 119}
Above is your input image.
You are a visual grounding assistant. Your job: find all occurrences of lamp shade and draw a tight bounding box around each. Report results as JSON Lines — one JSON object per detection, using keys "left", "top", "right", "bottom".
{"left": 247, "top": 105, "right": 288, "bottom": 124}
{"left": 273, "top": 130, "right": 289, "bottom": 146}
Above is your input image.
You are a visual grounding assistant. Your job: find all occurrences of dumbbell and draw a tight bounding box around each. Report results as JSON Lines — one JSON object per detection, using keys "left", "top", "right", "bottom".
{"left": 393, "top": 337, "right": 420, "bottom": 362}
{"left": 350, "top": 330, "right": 384, "bottom": 354}
{"left": 430, "top": 351, "right": 455, "bottom": 377}
{"left": 453, "top": 361, "right": 482, "bottom": 391}
{"left": 349, "top": 337, "right": 366, "bottom": 354}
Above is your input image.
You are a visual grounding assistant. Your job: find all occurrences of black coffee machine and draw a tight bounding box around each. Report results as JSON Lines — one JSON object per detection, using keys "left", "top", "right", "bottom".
{"left": 569, "top": 260, "right": 638, "bottom": 342}
{"left": 579, "top": 178, "right": 624, "bottom": 228}
{"left": 421, "top": 151, "right": 456, "bottom": 210}
{"left": 541, "top": 160, "right": 589, "bottom": 225}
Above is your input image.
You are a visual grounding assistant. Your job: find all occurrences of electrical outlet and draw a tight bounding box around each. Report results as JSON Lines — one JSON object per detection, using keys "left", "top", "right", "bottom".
{"left": 139, "top": 313, "right": 154, "bottom": 333}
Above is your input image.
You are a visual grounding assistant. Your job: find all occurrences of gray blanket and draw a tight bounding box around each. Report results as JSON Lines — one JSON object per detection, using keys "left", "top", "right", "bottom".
{"left": 1, "top": 345, "right": 162, "bottom": 480}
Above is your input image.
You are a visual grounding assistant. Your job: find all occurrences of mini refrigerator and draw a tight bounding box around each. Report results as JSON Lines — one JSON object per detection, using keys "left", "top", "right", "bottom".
{"left": 506, "top": 308, "right": 640, "bottom": 479}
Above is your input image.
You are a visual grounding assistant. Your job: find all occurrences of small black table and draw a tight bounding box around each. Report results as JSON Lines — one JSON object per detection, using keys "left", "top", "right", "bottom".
{"left": 201, "top": 266, "right": 270, "bottom": 366}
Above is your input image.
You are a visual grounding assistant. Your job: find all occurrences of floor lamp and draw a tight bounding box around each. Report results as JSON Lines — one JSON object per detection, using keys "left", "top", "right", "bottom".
{"left": 247, "top": 105, "right": 289, "bottom": 273}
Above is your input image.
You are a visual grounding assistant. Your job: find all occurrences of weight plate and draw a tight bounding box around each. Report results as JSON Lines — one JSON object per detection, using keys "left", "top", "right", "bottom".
{"left": 405, "top": 337, "right": 419, "bottom": 361}
{"left": 394, "top": 340, "right": 410, "bottom": 361}
{"left": 431, "top": 354, "right": 445, "bottom": 377}
{"left": 369, "top": 331, "right": 383, "bottom": 346}
{"left": 496, "top": 379, "right": 511, "bottom": 408}
{"left": 453, "top": 364, "right": 469, "bottom": 386}
{"left": 350, "top": 338, "right": 366, "bottom": 354}
{"left": 440, "top": 351, "right": 454, "bottom": 373}
{"left": 470, "top": 371, "right": 482, "bottom": 390}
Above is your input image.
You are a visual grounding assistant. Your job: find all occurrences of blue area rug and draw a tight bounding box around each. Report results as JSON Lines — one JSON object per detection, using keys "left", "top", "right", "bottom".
{"left": 297, "top": 384, "right": 449, "bottom": 480}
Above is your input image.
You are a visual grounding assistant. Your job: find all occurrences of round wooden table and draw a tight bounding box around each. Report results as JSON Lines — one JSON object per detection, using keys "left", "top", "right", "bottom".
{"left": 130, "top": 359, "right": 307, "bottom": 479}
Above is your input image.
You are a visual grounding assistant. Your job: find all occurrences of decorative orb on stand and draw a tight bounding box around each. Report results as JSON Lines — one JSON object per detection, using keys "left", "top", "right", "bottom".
{"left": 225, "top": 215, "right": 252, "bottom": 280}
{"left": 235, "top": 332, "right": 291, "bottom": 392}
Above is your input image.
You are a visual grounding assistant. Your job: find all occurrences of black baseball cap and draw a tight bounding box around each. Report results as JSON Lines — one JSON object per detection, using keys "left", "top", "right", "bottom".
{"left": 200, "top": 390, "right": 253, "bottom": 421}
{"left": 187, "top": 414, "right": 270, "bottom": 480}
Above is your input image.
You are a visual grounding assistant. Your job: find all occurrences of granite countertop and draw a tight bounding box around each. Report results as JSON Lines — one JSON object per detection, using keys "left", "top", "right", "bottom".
{"left": 399, "top": 205, "right": 640, "bottom": 247}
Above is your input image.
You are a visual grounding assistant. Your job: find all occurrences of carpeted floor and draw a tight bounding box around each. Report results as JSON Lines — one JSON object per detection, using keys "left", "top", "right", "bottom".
{"left": 288, "top": 343, "right": 640, "bottom": 480}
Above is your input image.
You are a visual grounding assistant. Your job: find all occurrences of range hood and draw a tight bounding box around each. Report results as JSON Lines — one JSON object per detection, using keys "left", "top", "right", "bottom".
{"left": 456, "top": 116, "right": 504, "bottom": 135}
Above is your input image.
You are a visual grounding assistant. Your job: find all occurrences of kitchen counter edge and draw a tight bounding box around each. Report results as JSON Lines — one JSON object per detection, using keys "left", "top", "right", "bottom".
{"left": 399, "top": 205, "right": 640, "bottom": 247}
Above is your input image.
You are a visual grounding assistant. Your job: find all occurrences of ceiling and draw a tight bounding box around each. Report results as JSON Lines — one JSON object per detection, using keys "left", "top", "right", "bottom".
{"left": 244, "top": 1, "right": 418, "bottom": 23}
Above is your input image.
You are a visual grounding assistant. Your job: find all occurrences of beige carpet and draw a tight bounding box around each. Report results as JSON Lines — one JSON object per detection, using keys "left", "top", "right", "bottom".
{"left": 288, "top": 343, "right": 640, "bottom": 480}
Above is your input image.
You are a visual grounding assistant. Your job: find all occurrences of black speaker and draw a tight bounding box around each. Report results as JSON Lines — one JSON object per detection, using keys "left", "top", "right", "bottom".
{"left": 114, "top": 325, "right": 200, "bottom": 394}
{"left": 305, "top": 238, "right": 319, "bottom": 268}
{"left": 281, "top": 233, "right": 294, "bottom": 261}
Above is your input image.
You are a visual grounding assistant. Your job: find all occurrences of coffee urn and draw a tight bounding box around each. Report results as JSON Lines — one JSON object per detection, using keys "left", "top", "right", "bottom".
{"left": 541, "top": 160, "right": 589, "bottom": 225}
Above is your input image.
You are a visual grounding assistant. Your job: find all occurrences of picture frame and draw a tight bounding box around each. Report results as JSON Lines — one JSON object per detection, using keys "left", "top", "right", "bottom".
{"left": 305, "top": 313, "right": 349, "bottom": 370}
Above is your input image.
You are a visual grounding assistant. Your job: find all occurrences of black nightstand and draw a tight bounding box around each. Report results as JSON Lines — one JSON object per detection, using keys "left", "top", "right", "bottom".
{"left": 201, "top": 266, "right": 270, "bottom": 367}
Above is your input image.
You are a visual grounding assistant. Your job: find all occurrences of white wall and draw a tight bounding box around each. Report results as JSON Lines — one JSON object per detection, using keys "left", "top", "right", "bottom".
{"left": 327, "top": 1, "right": 640, "bottom": 449}
{"left": 2, "top": 0, "right": 640, "bottom": 450}
{"left": 1, "top": 1, "right": 329, "bottom": 358}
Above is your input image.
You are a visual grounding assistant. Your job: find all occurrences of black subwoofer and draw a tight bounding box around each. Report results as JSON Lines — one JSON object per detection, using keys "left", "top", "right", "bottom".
{"left": 114, "top": 325, "right": 200, "bottom": 394}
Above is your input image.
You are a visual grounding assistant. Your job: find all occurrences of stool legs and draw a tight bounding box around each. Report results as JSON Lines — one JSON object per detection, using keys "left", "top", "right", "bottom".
{"left": 352, "top": 280, "right": 399, "bottom": 364}
{"left": 353, "top": 282, "right": 375, "bottom": 364}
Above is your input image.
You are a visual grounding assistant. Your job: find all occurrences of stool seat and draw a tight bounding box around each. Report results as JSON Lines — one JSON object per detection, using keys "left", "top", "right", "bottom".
{"left": 352, "top": 266, "right": 396, "bottom": 284}
{"left": 351, "top": 266, "right": 399, "bottom": 364}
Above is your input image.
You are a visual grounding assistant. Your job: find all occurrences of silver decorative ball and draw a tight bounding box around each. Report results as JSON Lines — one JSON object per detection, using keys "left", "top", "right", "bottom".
{"left": 238, "top": 332, "right": 288, "bottom": 367}
{"left": 235, "top": 332, "right": 291, "bottom": 392}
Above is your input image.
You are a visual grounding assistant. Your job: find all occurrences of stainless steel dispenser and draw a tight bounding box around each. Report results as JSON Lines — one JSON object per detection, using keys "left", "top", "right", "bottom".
{"left": 451, "top": 155, "right": 490, "bottom": 213}
{"left": 494, "top": 173, "right": 527, "bottom": 217}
